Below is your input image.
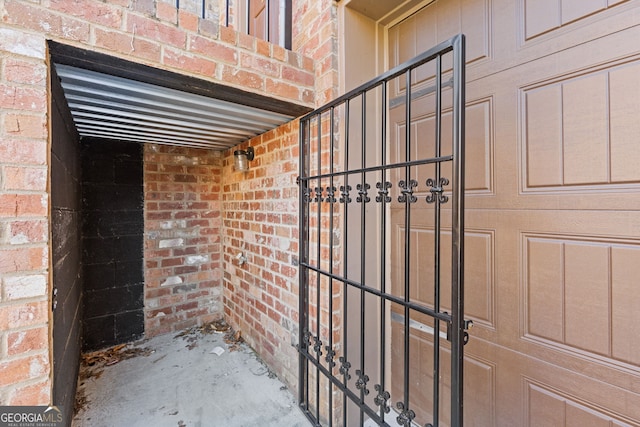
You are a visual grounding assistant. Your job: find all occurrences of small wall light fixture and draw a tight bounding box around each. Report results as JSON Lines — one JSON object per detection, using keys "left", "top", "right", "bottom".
{"left": 234, "top": 147, "right": 254, "bottom": 172}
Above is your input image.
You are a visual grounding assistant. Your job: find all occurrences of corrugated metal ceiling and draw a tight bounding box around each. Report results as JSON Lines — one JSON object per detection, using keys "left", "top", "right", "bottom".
{"left": 54, "top": 64, "right": 297, "bottom": 150}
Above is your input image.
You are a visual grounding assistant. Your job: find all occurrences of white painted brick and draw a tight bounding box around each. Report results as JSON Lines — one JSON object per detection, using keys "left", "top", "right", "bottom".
{"left": 3, "top": 275, "right": 47, "bottom": 300}
{"left": 159, "top": 238, "right": 184, "bottom": 248}
{"left": 0, "top": 28, "right": 45, "bottom": 59}
{"left": 185, "top": 255, "right": 208, "bottom": 265}
{"left": 161, "top": 276, "right": 183, "bottom": 287}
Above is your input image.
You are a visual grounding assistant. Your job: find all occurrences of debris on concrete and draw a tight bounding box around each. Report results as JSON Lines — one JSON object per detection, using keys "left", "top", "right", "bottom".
{"left": 75, "top": 342, "right": 153, "bottom": 414}
{"left": 210, "top": 346, "right": 225, "bottom": 356}
{"left": 72, "top": 323, "right": 310, "bottom": 427}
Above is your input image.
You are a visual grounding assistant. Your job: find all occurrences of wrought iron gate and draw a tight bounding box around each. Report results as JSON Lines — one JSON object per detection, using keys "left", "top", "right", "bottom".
{"left": 298, "top": 35, "right": 467, "bottom": 427}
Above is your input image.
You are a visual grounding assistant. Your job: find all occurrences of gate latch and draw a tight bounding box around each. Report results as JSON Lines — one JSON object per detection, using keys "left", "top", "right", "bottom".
{"left": 445, "top": 317, "right": 473, "bottom": 345}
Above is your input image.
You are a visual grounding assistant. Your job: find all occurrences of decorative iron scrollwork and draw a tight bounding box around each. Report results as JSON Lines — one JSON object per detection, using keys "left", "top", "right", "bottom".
{"left": 302, "top": 330, "right": 311, "bottom": 348}
{"left": 338, "top": 356, "right": 352, "bottom": 380}
{"left": 325, "top": 346, "right": 336, "bottom": 368}
{"left": 375, "top": 181, "right": 392, "bottom": 203}
{"left": 314, "top": 187, "right": 324, "bottom": 203}
{"left": 374, "top": 384, "right": 391, "bottom": 413}
{"left": 356, "top": 183, "right": 371, "bottom": 203}
{"left": 339, "top": 185, "right": 352, "bottom": 203}
{"left": 426, "top": 177, "right": 449, "bottom": 204}
{"left": 302, "top": 187, "right": 312, "bottom": 203}
{"left": 355, "top": 369, "right": 370, "bottom": 395}
{"left": 398, "top": 179, "right": 418, "bottom": 203}
{"left": 313, "top": 336, "right": 323, "bottom": 356}
{"left": 396, "top": 402, "right": 416, "bottom": 427}
{"left": 325, "top": 186, "right": 337, "bottom": 203}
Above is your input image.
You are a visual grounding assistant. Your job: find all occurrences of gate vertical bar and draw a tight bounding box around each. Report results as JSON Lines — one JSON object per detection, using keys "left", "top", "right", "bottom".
{"left": 432, "top": 53, "right": 443, "bottom": 427}
{"left": 341, "top": 100, "right": 350, "bottom": 427}
{"left": 327, "top": 107, "right": 335, "bottom": 427}
{"left": 315, "top": 113, "right": 322, "bottom": 424}
{"left": 378, "top": 81, "right": 388, "bottom": 425}
{"left": 359, "top": 92, "right": 367, "bottom": 427}
{"left": 402, "top": 67, "right": 412, "bottom": 420}
{"left": 450, "top": 33, "right": 466, "bottom": 427}
{"left": 298, "top": 117, "right": 310, "bottom": 417}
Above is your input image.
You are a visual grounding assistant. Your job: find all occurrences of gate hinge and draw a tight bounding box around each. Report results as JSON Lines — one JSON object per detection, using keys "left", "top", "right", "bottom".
{"left": 296, "top": 176, "right": 301, "bottom": 186}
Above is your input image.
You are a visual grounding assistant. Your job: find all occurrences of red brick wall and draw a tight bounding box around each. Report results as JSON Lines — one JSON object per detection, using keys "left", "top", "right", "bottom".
{"left": 144, "top": 144, "right": 223, "bottom": 337}
{"left": 0, "top": 0, "right": 316, "bottom": 404}
{"left": 221, "top": 121, "right": 301, "bottom": 388}
{"left": 0, "top": 20, "right": 50, "bottom": 405}
{"left": 293, "top": 0, "right": 340, "bottom": 105}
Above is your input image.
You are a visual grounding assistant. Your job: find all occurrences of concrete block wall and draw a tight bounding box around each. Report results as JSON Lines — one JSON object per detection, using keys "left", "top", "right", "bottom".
{"left": 0, "top": 0, "right": 319, "bottom": 405}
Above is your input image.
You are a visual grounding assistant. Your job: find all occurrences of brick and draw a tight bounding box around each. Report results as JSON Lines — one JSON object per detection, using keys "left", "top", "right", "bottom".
{"left": 256, "top": 39, "right": 270, "bottom": 57}
{"left": 3, "top": 274, "right": 47, "bottom": 300}
{"left": 127, "top": 14, "right": 186, "bottom": 49}
{"left": 237, "top": 32, "right": 255, "bottom": 50}
{"left": 0, "top": 354, "right": 49, "bottom": 388}
{"left": 2, "top": 167, "right": 47, "bottom": 192}
{"left": 0, "top": 28, "right": 45, "bottom": 59}
{"left": 3, "top": 1, "right": 89, "bottom": 42}
{"left": 94, "top": 27, "right": 162, "bottom": 63}
{"left": 221, "top": 24, "right": 240, "bottom": 45}
{"left": 282, "top": 66, "right": 314, "bottom": 87}
{"left": 3, "top": 114, "right": 47, "bottom": 139}
{"left": 0, "top": 139, "right": 46, "bottom": 165}
{"left": 0, "top": 194, "right": 47, "bottom": 217}
{"left": 178, "top": 10, "right": 199, "bottom": 32}
{"left": 6, "top": 220, "right": 47, "bottom": 245}
{"left": 6, "top": 379, "right": 50, "bottom": 405}
{"left": 272, "top": 44, "right": 286, "bottom": 61}
{"left": 156, "top": 1, "right": 178, "bottom": 23}
{"left": 163, "top": 48, "right": 217, "bottom": 77}
{"left": 188, "top": 34, "right": 237, "bottom": 64}
{"left": 132, "top": 0, "right": 156, "bottom": 15}
{"left": 0, "top": 84, "right": 47, "bottom": 112}
{"left": 265, "top": 79, "right": 300, "bottom": 102}
{"left": 7, "top": 326, "right": 48, "bottom": 355}
{"left": 48, "top": 0, "right": 123, "bottom": 28}
{"left": 3, "top": 59, "right": 47, "bottom": 85}
{"left": 0, "top": 301, "right": 48, "bottom": 330}
{"left": 240, "top": 53, "right": 279, "bottom": 77}
{"left": 221, "top": 66, "right": 263, "bottom": 90}
{"left": 198, "top": 18, "right": 219, "bottom": 38}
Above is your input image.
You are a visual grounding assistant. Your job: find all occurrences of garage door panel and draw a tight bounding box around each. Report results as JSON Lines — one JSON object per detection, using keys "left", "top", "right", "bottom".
{"left": 388, "top": 0, "right": 491, "bottom": 98}
{"left": 390, "top": 96, "right": 493, "bottom": 195}
{"left": 391, "top": 215, "right": 496, "bottom": 328}
{"left": 523, "top": 0, "right": 561, "bottom": 40}
{"left": 526, "top": 238, "right": 564, "bottom": 342}
{"left": 525, "top": 379, "right": 635, "bottom": 427}
{"left": 522, "top": 59, "right": 640, "bottom": 191}
{"left": 611, "top": 247, "right": 640, "bottom": 366}
{"left": 525, "top": 85, "right": 563, "bottom": 187}
{"left": 610, "top": 64, "right": 640, "bottom": 183}
{"left": 562, "top": 74, "right": 609, "bottom": 185}
{"left": 391, "top": 323, "right": 496, "bottom": 427}
{"left": 561, "top": 0, "right": 608, "bottom": 25}
{"left": 564, "top": 242, "right": 610, "bottom": 355}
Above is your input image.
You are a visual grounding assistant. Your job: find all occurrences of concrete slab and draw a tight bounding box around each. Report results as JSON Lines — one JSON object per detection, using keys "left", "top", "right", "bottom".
{"left": 72, "top": 329, "right": 310, "bottom": 427}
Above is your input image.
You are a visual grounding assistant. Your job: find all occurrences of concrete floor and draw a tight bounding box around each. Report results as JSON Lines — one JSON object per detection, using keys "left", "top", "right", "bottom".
{"left": 72, "top": 328, "right": 310, "bottom": 427}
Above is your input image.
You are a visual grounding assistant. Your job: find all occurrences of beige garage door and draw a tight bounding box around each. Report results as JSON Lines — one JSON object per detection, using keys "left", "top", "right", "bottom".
{"left": 388, "top": 0, "right": 640, "bottom": 425}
